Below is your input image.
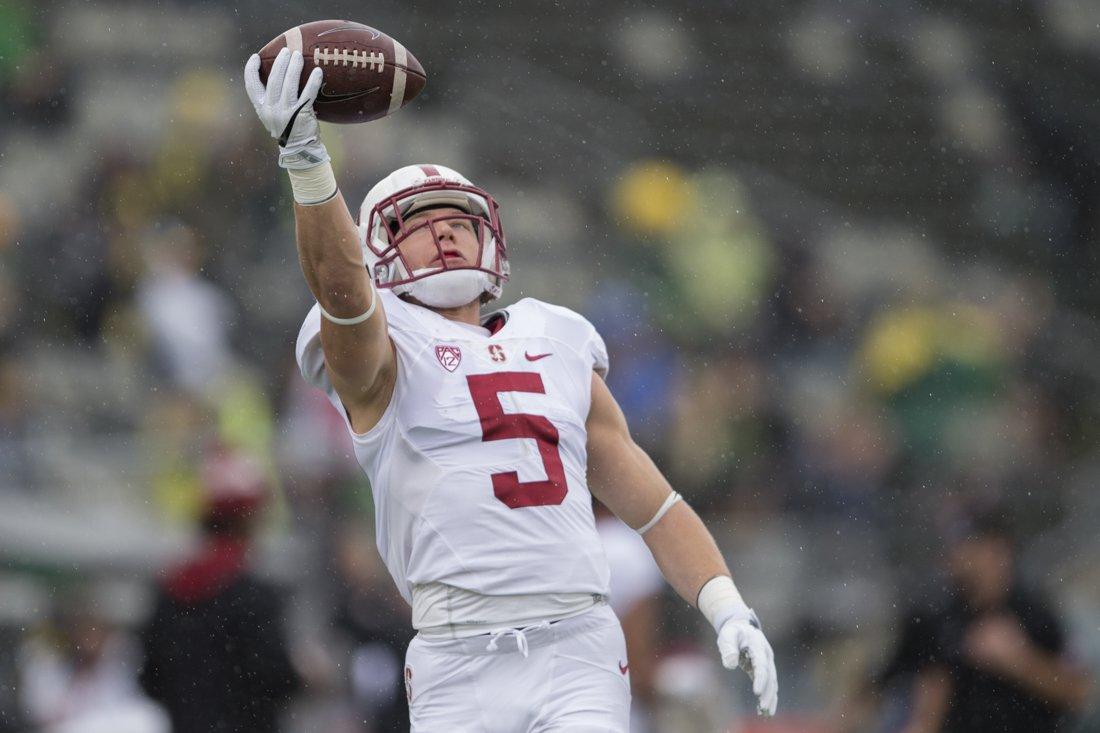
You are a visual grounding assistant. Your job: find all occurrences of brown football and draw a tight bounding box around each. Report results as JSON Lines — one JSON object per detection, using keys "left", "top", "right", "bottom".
{"left": 258, "top": 20, "right": 427, "bottom": 124}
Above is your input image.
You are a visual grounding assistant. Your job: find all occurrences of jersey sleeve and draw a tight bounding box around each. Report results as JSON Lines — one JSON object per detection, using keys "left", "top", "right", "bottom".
{"left": 294, "top": 296, "right": 405, "bottom": 442}
{"left": 295, "top": 303, "right": 329, "bottom": 391}
{"left": 587, "top": 323, "right": 610, "bottom": 378}
{"left": 294, "top": 304, "right": 362, "bottom": 436}
{"left": 295, "top": 290, "right": 414, "bottom": 391}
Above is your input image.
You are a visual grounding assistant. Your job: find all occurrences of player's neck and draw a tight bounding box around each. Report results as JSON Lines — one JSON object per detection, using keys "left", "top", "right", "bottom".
{"left": 415, "top": 298, "right": 482, "bottom": 326}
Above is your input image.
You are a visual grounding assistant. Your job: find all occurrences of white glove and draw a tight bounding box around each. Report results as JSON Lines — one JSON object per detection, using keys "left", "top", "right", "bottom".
{"left": 243, "top": 48, "right": 329, "bottom": 170}
{"left": 717, "top": 610, "right": 779, "bottom": 716}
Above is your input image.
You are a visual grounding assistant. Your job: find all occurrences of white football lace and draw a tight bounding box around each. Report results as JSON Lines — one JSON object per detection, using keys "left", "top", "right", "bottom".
{"left": 313, "top": 47, "right": 384, "bottom": 71}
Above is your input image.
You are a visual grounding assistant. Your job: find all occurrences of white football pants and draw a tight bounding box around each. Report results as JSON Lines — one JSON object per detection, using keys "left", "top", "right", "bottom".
{"left": 404, "top": 603, "right": 631, "bottom": 732}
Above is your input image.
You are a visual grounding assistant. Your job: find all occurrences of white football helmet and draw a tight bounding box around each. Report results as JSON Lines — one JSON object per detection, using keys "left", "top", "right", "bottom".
{"left": 359, "top": 164, "right": 509, "bottom": 307}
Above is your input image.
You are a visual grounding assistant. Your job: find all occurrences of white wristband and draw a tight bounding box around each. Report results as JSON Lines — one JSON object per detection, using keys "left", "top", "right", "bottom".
{"left": 287, "top": 160, "right": 338, "bottom": 205}
{"left": 636, "top": 491, "right": 682, "bottom": 535}
{"left": 319, "top": 287, "right": 376, "bottom": 326}
{"left": 697, "top": 575, "right": 752, "bottom": 634}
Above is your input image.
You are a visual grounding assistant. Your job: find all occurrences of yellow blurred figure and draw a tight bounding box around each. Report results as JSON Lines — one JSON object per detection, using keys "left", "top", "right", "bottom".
{"left": 612, "top": 160, "right": 693, "bottom": 236}
{"left": 669, "top": 170, "right": 774, "bottom": 332}
{"left": 859, "top": 307, "right": 939, "bottom": 394}
{"left": 859, "top": 304, "right": 1002, "bottom": 394}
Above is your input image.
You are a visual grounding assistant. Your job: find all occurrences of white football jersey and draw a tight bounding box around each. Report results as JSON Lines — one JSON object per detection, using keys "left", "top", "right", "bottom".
{"left": 296, "top": 290, "right": 612, "bottom": 607}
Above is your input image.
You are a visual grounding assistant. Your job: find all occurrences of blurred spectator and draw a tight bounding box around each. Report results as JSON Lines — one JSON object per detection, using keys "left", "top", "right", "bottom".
{"left": 0, "top": 194, "right": 18, "bottom": 345}
{"left": 652, "top": 648, "right": 734, "bottom": 733}
{"left": 139, "top": 447, "right": 300, "bottom": 733}
{"left": 0, "top": 358, "right": 32, "bottom": 492}
{"left": 136, "top": 222, "right": 236, "bottom": 399}
{"left": 888, "top": 512, "right": 1093, "bottom": 733}
{"left": 595, "top": 503, "right": 666, "bottom": 733}
{"left": 19, "top": 595, "right": 167, "bottom": 733}
{"left": 30, "top": 210, "right": 116, "bottom": 343}
{"left": 3, "top": 47, "right": 74, "bottom": 130}
{"left": 331, "top": 528, "right": 413, "bottom": 733}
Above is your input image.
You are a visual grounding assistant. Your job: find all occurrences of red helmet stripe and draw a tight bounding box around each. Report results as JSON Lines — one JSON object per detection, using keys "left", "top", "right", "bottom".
{"left": 419, "top": 164, "right": 441, "bottom": 177}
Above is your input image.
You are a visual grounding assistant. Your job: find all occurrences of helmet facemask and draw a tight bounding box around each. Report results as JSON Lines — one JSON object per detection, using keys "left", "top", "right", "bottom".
{"left": 363, "top": 178, "right": 509, "bottom": 307}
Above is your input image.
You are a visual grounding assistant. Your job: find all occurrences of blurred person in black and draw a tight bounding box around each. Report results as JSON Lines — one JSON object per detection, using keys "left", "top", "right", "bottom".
{"left": 892, "top": 513, "right": 1092, "bottom": 733}
{"left": 139, "top": 447, "right": 300, "bottom": 732}
{"left": 331, "top": 526, "right": 414, "bottom": 732}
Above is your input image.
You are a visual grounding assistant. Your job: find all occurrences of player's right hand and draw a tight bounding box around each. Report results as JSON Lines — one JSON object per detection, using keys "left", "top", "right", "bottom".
{"left": 243, "top": 48, "right": 329, "bottom": 170}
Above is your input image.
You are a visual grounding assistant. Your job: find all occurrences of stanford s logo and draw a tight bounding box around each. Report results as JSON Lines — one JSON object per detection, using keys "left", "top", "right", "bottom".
{"left": 488, "top": 344, "right": 506, "bottom": 363}
{"left": 435, "top": 345, "right": 462, "bottom": 372}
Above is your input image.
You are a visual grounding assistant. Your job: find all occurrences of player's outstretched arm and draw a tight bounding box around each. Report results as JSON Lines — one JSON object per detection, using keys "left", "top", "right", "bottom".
{"left": 585, "top": 373, "right": 779, "bottom": 716}
{"left": 244, "top": 49, "right": 395, "bottom": 431}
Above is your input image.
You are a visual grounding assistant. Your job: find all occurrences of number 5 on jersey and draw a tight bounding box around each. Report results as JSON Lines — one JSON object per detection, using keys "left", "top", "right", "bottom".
{"left": 466, "top": 372, "right": 568, "bottom": 509}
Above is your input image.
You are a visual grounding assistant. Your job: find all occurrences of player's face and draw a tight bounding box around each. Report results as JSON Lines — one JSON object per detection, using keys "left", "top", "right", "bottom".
{"left": 398, "top": 207, "right": 481, "bottom": 272}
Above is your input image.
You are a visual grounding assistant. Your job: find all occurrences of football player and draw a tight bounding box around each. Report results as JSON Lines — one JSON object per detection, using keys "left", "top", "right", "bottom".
{"left": 245, "top": 48, "right": 778, "bottom": 731}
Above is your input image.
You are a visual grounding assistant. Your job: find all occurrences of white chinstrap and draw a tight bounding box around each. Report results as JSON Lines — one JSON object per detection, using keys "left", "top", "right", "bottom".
{"left": 403, "top": 269, "right": 494, "bottom": 309}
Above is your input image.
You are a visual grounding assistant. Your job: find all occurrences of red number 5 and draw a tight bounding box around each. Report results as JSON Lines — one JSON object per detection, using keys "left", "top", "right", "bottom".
{"left": 466, "top": 372, "right": 568, "bottom": 509}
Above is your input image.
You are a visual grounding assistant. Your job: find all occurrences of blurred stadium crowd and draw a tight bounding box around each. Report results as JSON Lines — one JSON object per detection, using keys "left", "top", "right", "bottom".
{"left": 2, "top": 1, "right": 1100, "bottom": 731}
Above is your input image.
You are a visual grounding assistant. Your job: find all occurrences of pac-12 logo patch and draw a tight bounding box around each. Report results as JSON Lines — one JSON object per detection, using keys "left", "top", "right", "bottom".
{"left": 435, "top": 345, "right": 462, "bottom": 372}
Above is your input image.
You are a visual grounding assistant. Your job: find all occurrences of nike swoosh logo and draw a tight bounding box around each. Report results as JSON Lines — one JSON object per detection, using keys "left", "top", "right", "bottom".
{"left": 318, "top": 24, "right": 381, "bottom": 40}
{"left": 619, "top": 661, "right": 629, "bottom": 675}
{"left": 525, "top": 352, "right": 552, "bottom": 361}
{"left": 317, "top": 86, "right": 381, "bottom": 103}
{"left": 278, "top": 98, "right": 311, "bottom": 147}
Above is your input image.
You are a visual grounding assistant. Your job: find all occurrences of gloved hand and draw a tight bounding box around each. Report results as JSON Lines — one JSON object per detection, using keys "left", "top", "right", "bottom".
{"left": 243, "top": 47, "right": 328, "bottom": 169}
{"left": 717, "top": 610, "right": 778, "bottom": 716}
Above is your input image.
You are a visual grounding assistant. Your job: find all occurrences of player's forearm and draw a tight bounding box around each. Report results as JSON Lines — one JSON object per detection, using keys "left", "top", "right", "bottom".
{"left": 293, "top": 194, "right": 373, "bottom": 315}
{"left": 641, "top": 501, "right": 731, "bottom": 608}
{"left": 585, "top": 376, "right": 776, "bottom": 715}
{"left": 245, "top": 48, "right": 370, "bottom": 315}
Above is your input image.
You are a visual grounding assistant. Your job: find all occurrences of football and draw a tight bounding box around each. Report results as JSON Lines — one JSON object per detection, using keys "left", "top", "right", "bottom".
{"left": 258, "top": 20, "right": 427, "bottom": 124}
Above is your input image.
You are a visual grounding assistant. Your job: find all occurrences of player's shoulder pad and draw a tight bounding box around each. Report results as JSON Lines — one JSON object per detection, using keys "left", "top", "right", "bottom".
{"left": 511, "top": 298, "right": 609, "bottom": 377}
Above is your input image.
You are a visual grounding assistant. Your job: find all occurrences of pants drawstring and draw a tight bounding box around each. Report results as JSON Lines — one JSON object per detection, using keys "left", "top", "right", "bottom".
{"left": 485, "top": 620, "right": 552, "bottom": 658}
